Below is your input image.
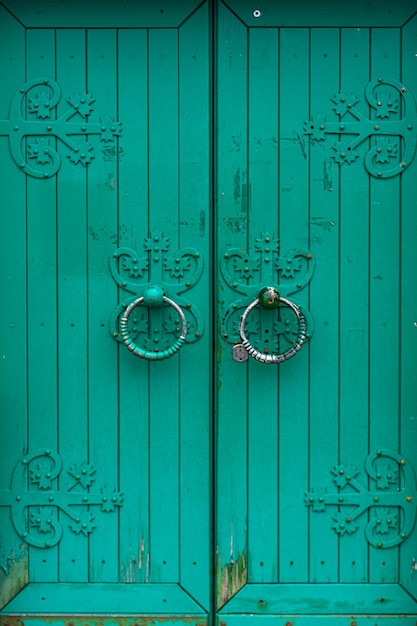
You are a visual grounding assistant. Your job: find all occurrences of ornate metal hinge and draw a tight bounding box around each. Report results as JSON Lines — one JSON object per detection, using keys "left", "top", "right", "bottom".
{"left": 305, "top": 449, "right": 417, "bottom": 548}
{"left": 0, "top": 77, "right": 122, "bottom": 178}
{"left": 220, "top": 232, "right": 315, "bottom": 359}
{"left": 304, "top": 77, "right": 417, "bottom": 178}
{"left": 109, "top": 232, "right": 204, "bottom": 354}
{"left": 0, "top": 449, "right": 123, "bottom": 548}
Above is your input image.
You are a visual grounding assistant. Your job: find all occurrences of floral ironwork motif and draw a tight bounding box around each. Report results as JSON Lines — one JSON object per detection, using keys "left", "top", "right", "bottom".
{"left": 220, "top": 232, "right": 315, "bottom": 352}
{"left": 0, "top": 449, "right": 123, "bottom": 549}
{"left": 0, "top": 77, "right": 122, "bottom": 178}
{"left": 109, "top": 232, "right": 204, "bottom": 351}
{"left": 304, "top": 77, "right": 417, "bottom": 178}
{"left": 305, "top": 449, "right": 417, "bottom": 548}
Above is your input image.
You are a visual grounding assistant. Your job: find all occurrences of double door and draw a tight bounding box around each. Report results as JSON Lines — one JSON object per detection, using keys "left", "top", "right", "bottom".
{"left": 1, "top": 1, "right": 417, "bottom": 624}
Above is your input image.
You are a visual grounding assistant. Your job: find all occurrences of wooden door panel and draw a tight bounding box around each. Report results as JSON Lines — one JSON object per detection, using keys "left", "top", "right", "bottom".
{"left": 0, "top": 1, "right": 211, "bottom": 619}
{"left": 216, "top": 1, "right": 417, "bottom": 622}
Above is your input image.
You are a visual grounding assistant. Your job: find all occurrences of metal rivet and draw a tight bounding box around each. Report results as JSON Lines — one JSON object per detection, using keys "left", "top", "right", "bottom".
{"left": 378, "top": 77, "right": 383, "bottom": 82}
{"left": 400, "top": 162, "right": 406, "bottom": 167}
{"left": 374, "top": 496, "right": 379, "bottom": 502}
{"left": 16, "top": 495, "right": 21, "bottom": 501}
{"left": 374, "top": 124, "right": 379, "bottom": 130}
{"left": 47, "top": 126, "right": 52, "bottom": 131}
{"left": 377, "top": 101, "right": 382, "bottom": 106}
{"left": 320, "top": 124, "right": 325, "bottom": 130}
{"left": 402, "top": 87, "right": 407, "bottom": 92}
{"left": 401, "top": 459, "right": 406, "bottom": 465}
{"left": 377, "top": 542, "right": 383, "bottom": 548}
{"left": 339, "top": 124, "right": 345, "bottom": 130}
{"left": 407, "top": 496, "right": 412, "bottom": 502}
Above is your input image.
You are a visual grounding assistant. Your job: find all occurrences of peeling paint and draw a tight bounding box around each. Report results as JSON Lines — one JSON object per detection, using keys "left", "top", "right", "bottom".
{"left": 311, "top": 216, "right": 336, "bottom": 231}
{"left": 216, "top": 549, "right": 247, "bottom": 609}
{"left": 0, "top": 545, "right": 28, "bottom": 611}
{"left": 223, "top": 216, "right": 246, "bottom": 233}
{"left": 119, "top": 535, "right": 149, "bottom": 584}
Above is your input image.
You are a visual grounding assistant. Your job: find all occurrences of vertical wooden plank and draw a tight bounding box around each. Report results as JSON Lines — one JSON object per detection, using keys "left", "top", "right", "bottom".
{"left": 117, "top": 28, "right": 151, "bottom": 585}
{"left": 55, "top": 27, "right": 89, "bottom": 584}
{"left": 399, "top": 13, "right": 417, "bottom": 600}
{"left": 25, "top": 28, "right": 59, "bottom": 584}
{"left": 178, "top": 4, "right": 211, "bottom": 607}
{"left": 0, "top": 7, "right": 28, "bottom": 606}
{"left": 369, "top": 26, "right": 401, "bottom": 584}
{"left": 216, "top": 3, "right": 249, "bottom": 607}
{"left": 86, "top": 28, "right": 119, "bottom": 583}
{"left": 148, "top": 28, "right": 180, "bottom": 583}
{"left": 277, "top": 26, "right": 310, "bottom": 584}
{"left": 338, "top": 26, "right": 370, "bottom": 584}
{"left": 246, "top": 27, "right": 279, "bottom": 584}
{"left": 308, "top": 27, "right": 340, "bottom": 584}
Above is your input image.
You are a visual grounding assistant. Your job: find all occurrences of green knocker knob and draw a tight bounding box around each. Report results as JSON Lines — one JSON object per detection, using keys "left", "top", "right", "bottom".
{"left": 143, "top": 285, "right": 165, "bottom": 308}
{"left": 258, "top": 287, "right": 280, "bottom": 310}
{"left": 120, "top": 287, "right": 188, "bottom": 360}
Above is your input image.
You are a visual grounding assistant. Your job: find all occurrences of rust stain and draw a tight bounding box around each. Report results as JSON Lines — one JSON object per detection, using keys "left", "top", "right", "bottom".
{"left": 0, "top": 618, "right": 207, "bottom": 626}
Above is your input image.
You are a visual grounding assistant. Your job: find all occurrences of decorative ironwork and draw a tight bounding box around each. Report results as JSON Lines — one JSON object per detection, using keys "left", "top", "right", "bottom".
{"left": 305, "top": 449, "right": 417, "bottom": 548}
{"left": 0, "top": 449, "right": 123, "bottom": 548}
{"left": 304, "top": 77, "right": 417, "bottom": 178}
{"left": 0, "top": 77, "right": 122, "bottom": 178}
{"left": 220, "top": 232, "right": 314, "bottom": 353}
{"left": 109, "top": 231, "right": 204, "bottom": 352}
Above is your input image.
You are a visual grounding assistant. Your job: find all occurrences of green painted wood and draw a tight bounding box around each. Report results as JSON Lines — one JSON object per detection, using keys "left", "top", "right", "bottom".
{"left": 25, "top": 27, "right": 59, "bottom": 585}
{"left": 216, "top": 0, "right": 417, "bottom": 623}
{"left": 222, "top": 0, "right": 417, "bottom": 27}
{"left": 117, "top": 28, "right": 151, "bottom": 586}
{"left": 368, "top": 26, "right": 401, "bottom": 585}
{"left": 178, "top": 4, "right": 211, "bottom": 609}
{"left": 0, "top": 3, "right": 28, "bottom": 609}
{"left": 338, "top": 25, "right": 370, "bottom": 585}
{"left": 399, "top": 12, "right": 417, "bottom": 601}
{"left": 86, "top": 27, "right": 120, "bottom": 585}
{"left": 55, "top": 27, "right": 89, "bottom": 585}
{"left": 1, "top": 0, "right": 210, "bottom": 618}
{"left": 2, "top": 0, "right": 417, "bottom": 622}
{"left": 277, "top": 26, "right": 310, "bottom": 585}
{"left": 2, "top": 584, "right": 206, "bottom": 614}
{"left": 246, "top": 27, "right": 279, "bottom": 585}
{"left": 307, "top": 26, "right": 340, "bottom": 585}
{"left": 0, "top": 0, "right": 206, "bottom": 28}
{"left": 218, "top": 583, "right": 417, "bottom": 614}
{"left": 215, "top": 1, "right": 249, "bottom": 609}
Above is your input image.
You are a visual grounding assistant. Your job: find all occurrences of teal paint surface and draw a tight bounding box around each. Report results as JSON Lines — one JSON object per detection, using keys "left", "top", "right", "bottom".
{"left": 1, "top": 0, "right": 417, "bottom": 624}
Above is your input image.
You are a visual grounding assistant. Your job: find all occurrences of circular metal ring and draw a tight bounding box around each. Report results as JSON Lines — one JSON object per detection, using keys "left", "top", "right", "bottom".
{"left": 239, "top": 289, "right": 307, "bottom": 364}
{"left": 120, "top": 295, "right": 188, "bottom": 360}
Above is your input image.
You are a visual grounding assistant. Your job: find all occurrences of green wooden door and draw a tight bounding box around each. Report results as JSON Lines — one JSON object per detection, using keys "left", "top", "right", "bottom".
{"left": 1, "top": 1, "right": 417, "bottom": 625}
{"left": 0, "top": 0, "right": 211, "bottom": 622}
{"left": 216, "top": 1, "right": 417, "bottom": 624}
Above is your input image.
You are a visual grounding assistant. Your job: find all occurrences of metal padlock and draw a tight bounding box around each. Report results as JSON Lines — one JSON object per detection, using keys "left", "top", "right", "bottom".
{"left": 232, "top": 344, "right": 248, "bottom": 362}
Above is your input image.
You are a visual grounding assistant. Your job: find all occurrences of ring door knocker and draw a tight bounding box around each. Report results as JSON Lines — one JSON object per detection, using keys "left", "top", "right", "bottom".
{"left": 238, "top": 287, "right": 307, "bottom": 364}
{"left": 119, "top": 285, "right": 187, "bottom": 361}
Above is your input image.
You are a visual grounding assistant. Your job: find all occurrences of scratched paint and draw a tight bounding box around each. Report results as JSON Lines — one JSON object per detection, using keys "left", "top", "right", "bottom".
{"left": 216, "top": 550, "right": 247, "bottom": 609}
{"left": 120, "top": 536, "right": 149, "bottom": 583}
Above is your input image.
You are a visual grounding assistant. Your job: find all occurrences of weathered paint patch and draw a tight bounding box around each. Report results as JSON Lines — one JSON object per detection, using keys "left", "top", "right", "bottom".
{"left": 216, "top": 549, "right": 247, "bottom": 610}
{"left": 0, "top": 545, "right": 28, "bottom": 611}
